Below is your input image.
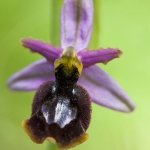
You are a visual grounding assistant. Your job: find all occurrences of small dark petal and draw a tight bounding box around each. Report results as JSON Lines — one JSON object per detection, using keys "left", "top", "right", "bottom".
{"left": 23, "top": 80, "right": 91, "bottom": 149}
{"left": 78, "top": 48, "right": 123, "bottom": 67}
{"left": 21, "top": 38, "right": 62, "bottom": 61}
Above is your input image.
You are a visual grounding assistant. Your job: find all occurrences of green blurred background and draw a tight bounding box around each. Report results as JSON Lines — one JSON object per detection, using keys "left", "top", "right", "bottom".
{"left": 0, "top": 0, "right": 150, "bottom": 150}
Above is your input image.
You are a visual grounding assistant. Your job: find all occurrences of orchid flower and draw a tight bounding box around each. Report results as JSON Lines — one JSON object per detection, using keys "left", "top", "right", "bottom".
{"left": 7, "top": 0, "right": 135, "bottom": 149}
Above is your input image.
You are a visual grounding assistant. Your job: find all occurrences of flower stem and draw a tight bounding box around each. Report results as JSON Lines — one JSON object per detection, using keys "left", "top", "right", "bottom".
{"left": 47, "top": 1, "right": 62, "bottom": 149}
{"left": 90, "top": 0, "right": 100, "bottom": 49}
{"left": 47, "top": 142, "right": 58, "bottom": 150}
{"left": 50, "top": 0, "right": 63, "bottom": 45}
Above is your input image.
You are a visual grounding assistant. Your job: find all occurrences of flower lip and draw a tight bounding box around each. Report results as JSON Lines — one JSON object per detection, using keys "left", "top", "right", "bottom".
{"left": 22, "top": 74, "right": 91, "bottom": 149}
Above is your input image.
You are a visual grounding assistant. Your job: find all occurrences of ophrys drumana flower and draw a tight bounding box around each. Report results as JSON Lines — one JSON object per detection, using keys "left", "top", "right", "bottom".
{"left": 7, "top": 0, "right": 135, "bottom": 149}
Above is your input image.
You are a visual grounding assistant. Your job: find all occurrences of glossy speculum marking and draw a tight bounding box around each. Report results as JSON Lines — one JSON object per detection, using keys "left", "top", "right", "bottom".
{"left": 22, "top": 47, "right": 92, "bottom": 149}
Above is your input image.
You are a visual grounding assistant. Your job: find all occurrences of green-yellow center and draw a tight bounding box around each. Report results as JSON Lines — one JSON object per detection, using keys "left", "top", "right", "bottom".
{"left": 54, "top": 46, "right": 83, "bottom": 75}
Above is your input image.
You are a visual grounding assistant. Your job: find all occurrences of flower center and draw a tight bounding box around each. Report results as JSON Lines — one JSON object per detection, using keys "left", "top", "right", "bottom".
{"left": 54, "top": 46, "right": 83, "bottom": 75}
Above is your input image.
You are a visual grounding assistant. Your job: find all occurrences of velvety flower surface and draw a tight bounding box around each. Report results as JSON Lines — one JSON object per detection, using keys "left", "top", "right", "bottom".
{"left": 22, "top": 46, "right": 92, "bottom": 149}
{"left": 7, "top": 0, "right": 135, "bottom": 149}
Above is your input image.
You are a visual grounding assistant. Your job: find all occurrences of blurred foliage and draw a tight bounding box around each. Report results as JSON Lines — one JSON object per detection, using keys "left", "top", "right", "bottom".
{"left": 0, "top": 0, "right": 150, "bottom": 150}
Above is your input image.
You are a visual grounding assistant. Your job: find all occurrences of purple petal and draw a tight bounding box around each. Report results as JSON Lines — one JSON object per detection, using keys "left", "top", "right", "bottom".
{"left": 78, "top": 48, "right": 123, "bottom": 67}
{"left": 7, "top": 59, "right": 54, "bottom": 91}
{"left": 78, "top": 65, "right": 135, "bottom": 112}
{"left": 61, "top": 0, "right": 93, "bottom": 52}
{"left": 21, "top": 38, "right": 62, "bottom": 61}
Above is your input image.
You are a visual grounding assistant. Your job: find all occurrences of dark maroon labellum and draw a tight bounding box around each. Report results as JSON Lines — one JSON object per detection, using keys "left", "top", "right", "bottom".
{"left": 23, "top": 63, "right": 91, "bottom": 149}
